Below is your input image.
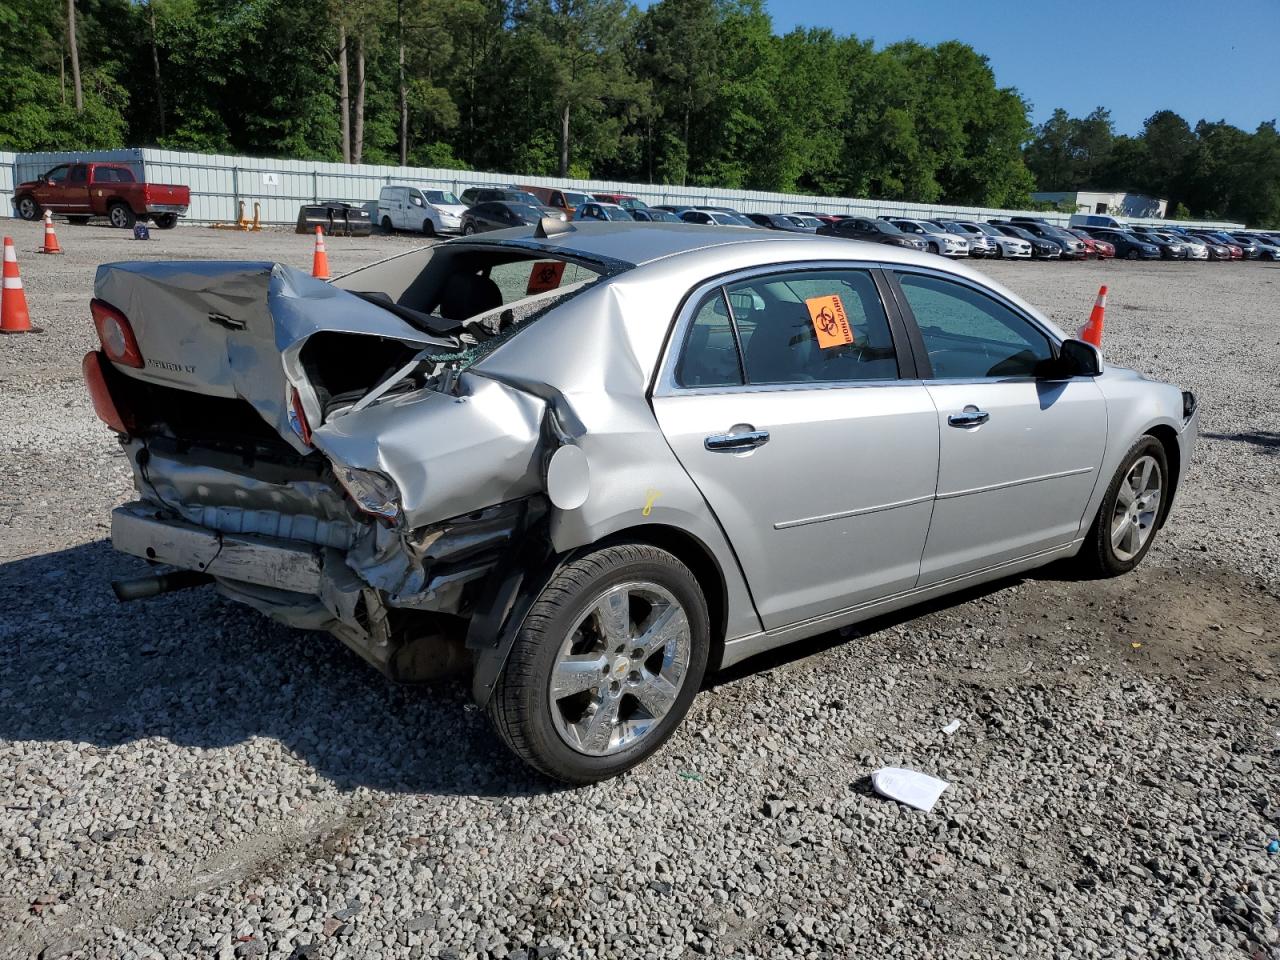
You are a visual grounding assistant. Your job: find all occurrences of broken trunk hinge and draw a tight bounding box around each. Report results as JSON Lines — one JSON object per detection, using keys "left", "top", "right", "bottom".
{"left": 438, "top": 361, "right": 463, "bottom": 396}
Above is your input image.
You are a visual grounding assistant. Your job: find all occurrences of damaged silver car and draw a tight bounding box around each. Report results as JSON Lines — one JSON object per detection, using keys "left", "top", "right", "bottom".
{"left": 87, "top": 222, "right": 1199, "bottom": 782}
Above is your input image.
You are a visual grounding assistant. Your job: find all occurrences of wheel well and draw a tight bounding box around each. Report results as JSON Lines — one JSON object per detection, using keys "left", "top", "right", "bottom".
{"left": 596, "top": 524, "right": 729, "bottom": 669}
{"left": 1145, "top": 425, "right": 1180, "bottom": 527}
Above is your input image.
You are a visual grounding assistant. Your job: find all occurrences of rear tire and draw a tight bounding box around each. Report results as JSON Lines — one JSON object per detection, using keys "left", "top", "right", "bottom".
{"left": 15, "top": 196, "right": 40, "bottom": 221}
{"left": 153, "top": 213, "right": 178, "bottom": 229}
{"left": 487, "top": 543, "right": 710, "bottom": 784}
{"left": 1079, "top": 436, "right": 1168, "bottom": 578}
{"left": 108, "top": 202, "right": 136, "bottom": 229}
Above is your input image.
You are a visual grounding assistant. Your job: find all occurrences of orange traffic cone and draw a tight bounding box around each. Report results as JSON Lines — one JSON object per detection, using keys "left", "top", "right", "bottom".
{"left": 39, "top": 211, "right": 62, "bottom": 254}
{"left": 311, "top": 226, "right": 330, "bottom": 280}
{"left": 1, "top": 237, "right": 37, "bottom": 334}
{"left": 1078, "top": 284, "right": 1106, "bottom": 347}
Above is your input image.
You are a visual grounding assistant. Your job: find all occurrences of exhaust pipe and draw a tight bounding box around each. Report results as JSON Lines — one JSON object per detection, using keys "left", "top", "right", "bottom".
{"left": 111, "top": 569, "right": 214, "bottom": 602}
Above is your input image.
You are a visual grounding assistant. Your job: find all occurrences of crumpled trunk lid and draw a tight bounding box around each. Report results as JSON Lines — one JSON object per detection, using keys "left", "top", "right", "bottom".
{"left": 94, "top": 260, "right": 454, "bottom": 453}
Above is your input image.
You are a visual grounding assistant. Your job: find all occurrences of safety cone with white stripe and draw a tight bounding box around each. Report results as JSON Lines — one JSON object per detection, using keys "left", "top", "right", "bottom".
{"left": 39, "top": 210, "right": 62, "bottom": 254}
{"left": 311, "top": 226, "right": 330, "bottom": 279}
{"left": 1078, "top": 284, "right": 1106, "bottom": 348}
{"left": 1, "top": 237, "right": 38, "bottom": 334}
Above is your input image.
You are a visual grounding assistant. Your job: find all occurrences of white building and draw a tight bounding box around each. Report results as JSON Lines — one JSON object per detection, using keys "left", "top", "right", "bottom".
{"left": 1031, "top": 190, "right": 1168, "bottom": 218}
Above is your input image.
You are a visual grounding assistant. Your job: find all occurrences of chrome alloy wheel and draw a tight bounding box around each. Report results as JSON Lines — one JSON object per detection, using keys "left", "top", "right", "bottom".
{"left": 548, "top": 581, "right": 691, "bottom": 757}
{"left": 1111, "top": 455, "right": 1162, "bottom": 562}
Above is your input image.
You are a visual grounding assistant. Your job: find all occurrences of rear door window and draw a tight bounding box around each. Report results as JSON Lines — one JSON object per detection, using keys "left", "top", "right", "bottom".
{"left": 676, "top": 269, "right": 899, "bottom": 387}
{"left": 676, "top": 290, "right": 743, "bottom": 387}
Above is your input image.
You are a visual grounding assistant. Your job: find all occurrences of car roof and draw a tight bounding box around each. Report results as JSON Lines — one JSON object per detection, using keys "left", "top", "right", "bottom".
{"left": 446, "top": 221, "right": 980, "bottom": 272}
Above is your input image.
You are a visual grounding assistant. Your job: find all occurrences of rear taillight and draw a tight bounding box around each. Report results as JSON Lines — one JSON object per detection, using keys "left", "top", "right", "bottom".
{"left": 91, "top": 298, "right": 143, "bottom": 368}
{"left": 288, "top": 387, "right": 313, "bottom": 446}
{"left": 83, "top": 351, "right": 133, "bottom": 434}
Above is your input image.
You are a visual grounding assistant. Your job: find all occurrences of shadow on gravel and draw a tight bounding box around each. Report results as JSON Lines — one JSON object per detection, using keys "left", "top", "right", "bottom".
{"left": 706, "top": 576, "right": 1022, "bottom": 689}
{"left": 0, "top": 540, "right": 558, "bottom": 798}
{"left": 1203, "top": 430, "right": 1280, "bottom": 454}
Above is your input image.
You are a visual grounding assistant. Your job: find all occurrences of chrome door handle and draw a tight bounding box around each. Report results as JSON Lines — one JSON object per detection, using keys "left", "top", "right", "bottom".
{"left": 704, "top": 430, "right": 770, "bottom": 452}
{"left": 948, "top": 409, "right": 990, "bottom": 428}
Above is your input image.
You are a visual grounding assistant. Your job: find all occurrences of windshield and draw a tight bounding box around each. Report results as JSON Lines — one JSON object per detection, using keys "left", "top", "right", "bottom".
{"left": 874, "top": 221, "right": 904, "bottom": 235}
{"left": 975, "top": 223, "right": 1003, "bottom": 237}
{"left": 795, "top": 216, "right": 822, "bottom": 227}
{"left": 507, "top": 203, "right": 543, "bottom": 220}
{"left": 563, "top": 192, "right": 592, "bottom": 207}
{"left": 499, "top": 190, "right": 541, "bottom": 205}
{"left": 426, "top": 191, "right": 461, "bottom": 205}
{"left": 646, "top": 210, "right": 679, "bottom": 222}
{"left": 601, "top": 206, "right": 633, "bottom": 221}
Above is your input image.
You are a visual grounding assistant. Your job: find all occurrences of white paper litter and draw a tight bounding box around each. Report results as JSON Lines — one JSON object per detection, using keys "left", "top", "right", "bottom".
{"left": 871, "top": 767, "right": 950, "bottom": 812}
{"left": 941, "top": 719, "right": 963, "bottom": 735}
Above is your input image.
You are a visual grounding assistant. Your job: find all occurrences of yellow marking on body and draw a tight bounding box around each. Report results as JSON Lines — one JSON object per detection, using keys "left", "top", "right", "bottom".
{"left": 642, "top": 489, "right": 661, "bottom": 517}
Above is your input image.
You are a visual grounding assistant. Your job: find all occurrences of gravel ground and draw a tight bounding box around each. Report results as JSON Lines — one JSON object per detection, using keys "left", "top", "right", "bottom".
{"left": 0, "top": 222, "right": 1277, "bottom": 960}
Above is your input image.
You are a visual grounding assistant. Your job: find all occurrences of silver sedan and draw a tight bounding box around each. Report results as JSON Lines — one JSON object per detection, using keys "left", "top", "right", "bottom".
{"left": 89, "top": 223, "right": 1199, "bottom": 782}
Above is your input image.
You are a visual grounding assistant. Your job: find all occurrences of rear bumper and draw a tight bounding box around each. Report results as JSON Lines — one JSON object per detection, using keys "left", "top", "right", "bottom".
{"left": 111, "top": 502, "right": 323, "bottom": 594}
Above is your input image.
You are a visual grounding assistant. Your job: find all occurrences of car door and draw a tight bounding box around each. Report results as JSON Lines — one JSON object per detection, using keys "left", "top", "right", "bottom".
{"left": 651, "top": 265, "right": 939, "bottom": 630}
{"left": 64, "top": 164, "right": 91, "bottom": 213}
{"left": 34, "top": 165, "right": 70, "bottom": 210}
{"left": 405, "top": 189, "right": 430, "bottom": 231}
{"left": 886, "top": 269, "right": 1107, "bottom": 584}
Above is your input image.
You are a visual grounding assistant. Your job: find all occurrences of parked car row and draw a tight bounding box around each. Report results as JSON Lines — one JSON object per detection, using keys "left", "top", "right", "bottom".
{"left": 374, "top": 182, "right": 1280, "bottom": 263}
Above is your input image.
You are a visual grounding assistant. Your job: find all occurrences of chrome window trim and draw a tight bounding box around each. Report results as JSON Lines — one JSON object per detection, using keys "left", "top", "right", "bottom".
{"left": 653, "top": 259, "right": 910, "bottom": 398}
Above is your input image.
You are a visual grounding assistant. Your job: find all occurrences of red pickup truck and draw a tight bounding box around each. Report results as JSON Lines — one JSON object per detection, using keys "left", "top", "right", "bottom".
{"left": 13, "top": 162, "right": 190, "bottom": 229}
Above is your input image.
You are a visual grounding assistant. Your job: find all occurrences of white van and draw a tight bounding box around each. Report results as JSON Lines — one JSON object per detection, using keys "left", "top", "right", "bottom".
{"left": 1069, "top": 213, "right": 1124, "bottom": 230}
{"left": 377, "top": 185, "right": 468, "bottom": 235}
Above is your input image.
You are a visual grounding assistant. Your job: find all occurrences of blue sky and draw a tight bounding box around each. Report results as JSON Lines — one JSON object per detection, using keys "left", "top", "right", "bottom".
{"left": 763, "top": 1, "right": 1279, "bottom": 135}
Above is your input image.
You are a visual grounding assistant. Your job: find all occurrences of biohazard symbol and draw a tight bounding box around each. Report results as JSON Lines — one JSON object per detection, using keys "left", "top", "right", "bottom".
{"left": 805, "top": 294, "right": 854, "bottom": 348}
{"left": 526, "top": 260, "right": 567, "bottom": 294}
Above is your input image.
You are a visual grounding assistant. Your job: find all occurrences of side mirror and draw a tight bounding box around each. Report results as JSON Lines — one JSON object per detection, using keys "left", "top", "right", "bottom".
{"left": 1041, "top": 338, "right": 1102, "bottom": 379}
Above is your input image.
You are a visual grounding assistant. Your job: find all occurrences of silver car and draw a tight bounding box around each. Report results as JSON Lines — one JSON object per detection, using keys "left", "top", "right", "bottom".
{"left": 88, "top": 223, "right": 1199, "bottom": 782}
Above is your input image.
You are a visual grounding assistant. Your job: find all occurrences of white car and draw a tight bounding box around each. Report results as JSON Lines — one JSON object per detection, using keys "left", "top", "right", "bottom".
{"left": 889, "top": 218, "right": 970, "bottom": 257}
{"left": 377, "top": 185, "right": 468, "bottom": 236}
{"left": 951, "top": 220, "right": 1033, "bottom": 259}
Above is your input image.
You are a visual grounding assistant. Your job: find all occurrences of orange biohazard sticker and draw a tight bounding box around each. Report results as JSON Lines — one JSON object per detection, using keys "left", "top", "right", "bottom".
{"left": 805, "top": 294, "right": 854, "bottom": 348}
{"left": 526, "top": 260, "right": 566, "bottom": 294}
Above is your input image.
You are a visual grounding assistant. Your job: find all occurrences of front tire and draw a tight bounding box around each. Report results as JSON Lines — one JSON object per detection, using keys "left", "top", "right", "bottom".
{"left": 1080, "top": 437, "right": 1168, "bottom": 578}
{"left": 380, "top": 216, "right": 394, "bottom": 233}
{"left": 463, "top": 223, "right": 476, "bottom": 235}
{"left": 422, "top": 219, "right": 436, "bottom": 237}
{"left": 15, "top": 196, "right": 40, "bottom": 221}
{"left": 108, "top": 202, "right": 136, "bottom": 229}
{"left": 487, "top": 543, "right": 710, "bottom": 784}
